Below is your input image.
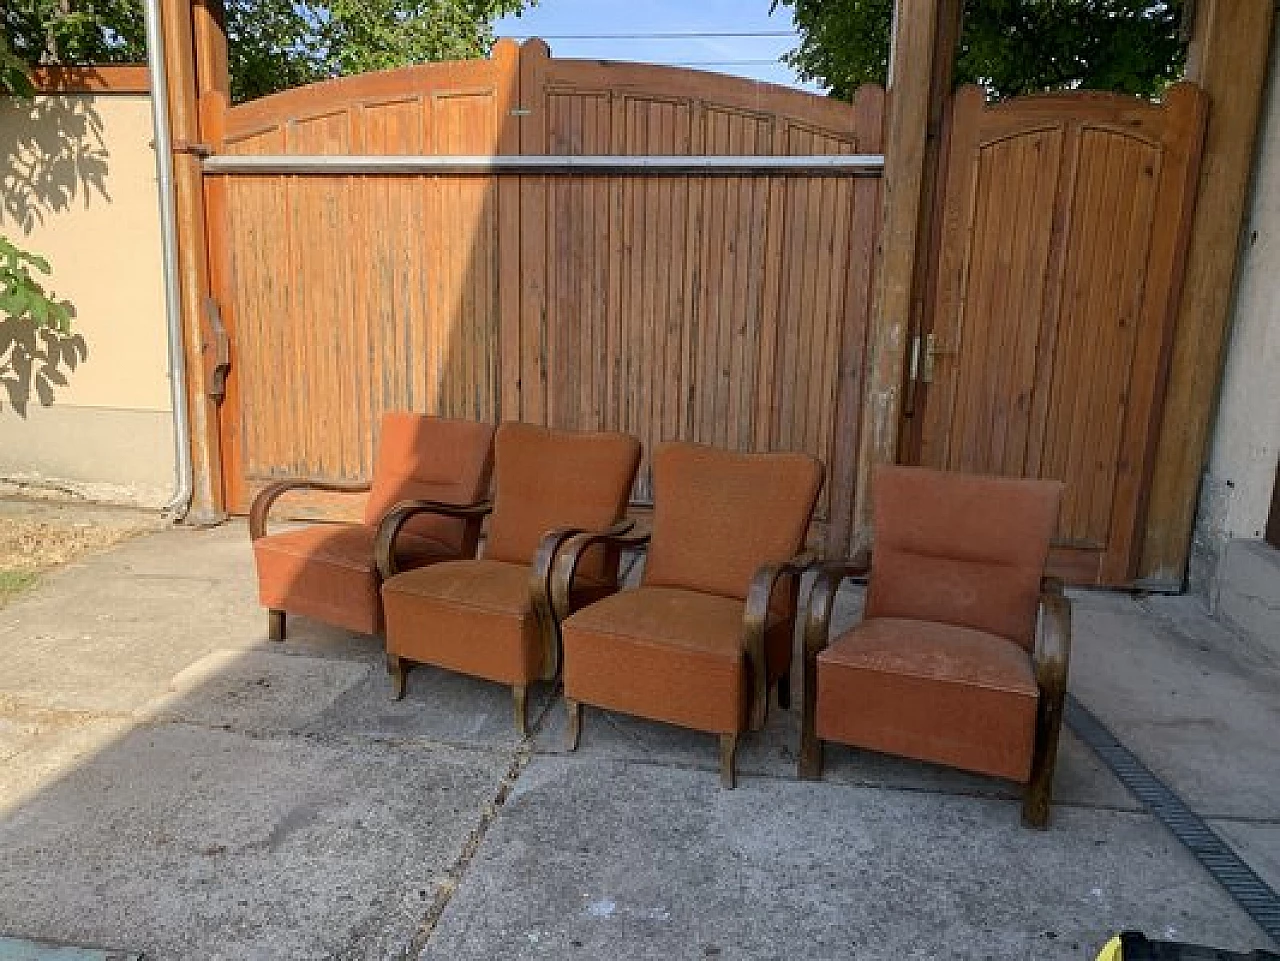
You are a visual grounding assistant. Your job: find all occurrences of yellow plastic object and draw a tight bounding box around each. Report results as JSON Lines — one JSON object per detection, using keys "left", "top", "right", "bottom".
{"left": 1096, "top": 935, "right": 1124, "bottom": 961}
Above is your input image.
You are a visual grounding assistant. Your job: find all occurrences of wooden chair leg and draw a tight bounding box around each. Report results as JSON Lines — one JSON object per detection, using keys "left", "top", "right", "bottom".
{"left": 564, "top": 698, "right": 582, "bottom": 751}
{"left": 719, "top": 733, "right": 738, "bottom": 790}
{"left": 798, "top": 651, "right": 824, "bottom": 779}
{"left": 513, "top": 684, "right": 529, "bottom": 737}
{"left": 798, "top": 732, "right": 824, "bottom": 780}
{"left": 1022, "top": 693, "right": 1065, "bottom": 829}
{"left": 386, "top": 654, "right": 407, "bottom": 701}
{"left": 268, "top": 609, "right": 286, "bottom": 641}
{"left": 777, "top": 670, "right": 791, "bottom": 710}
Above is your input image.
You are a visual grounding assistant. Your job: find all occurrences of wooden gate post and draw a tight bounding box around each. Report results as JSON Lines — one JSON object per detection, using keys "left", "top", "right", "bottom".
{"left": 852, "top": 0, "right": 963, "bottom": 546}
{"left": 1139, "top": 0, "right": 1276, "bottom": 587}
{"left": 160, "top": 0, "right": 227, "bottom": 523}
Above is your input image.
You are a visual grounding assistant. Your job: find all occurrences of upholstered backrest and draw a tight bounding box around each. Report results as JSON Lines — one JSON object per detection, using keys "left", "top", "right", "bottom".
{"left": 485, "top": 423, "right": 642, "bottom": 579}
{"left": 642, "top": 443, "right": 823, "bottom": 602}
{"left": 362, "top": 413, "right": 496, "bottom": 553}
{"left": 865, "top": 465, "right": 1062, "bottom": 650}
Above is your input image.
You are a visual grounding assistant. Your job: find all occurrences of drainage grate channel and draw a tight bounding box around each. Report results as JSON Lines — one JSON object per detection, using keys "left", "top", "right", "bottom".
{"left": 1066, "top": 693, "right": 1280, "bottom": 943}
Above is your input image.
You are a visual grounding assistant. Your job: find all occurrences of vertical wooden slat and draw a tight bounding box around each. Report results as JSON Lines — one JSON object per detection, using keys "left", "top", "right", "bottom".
{"left": 495, "top": 40, "right": 521, "bottom": 422}
{"left": 826, "top": 85, "right": 884, "bottom": 556}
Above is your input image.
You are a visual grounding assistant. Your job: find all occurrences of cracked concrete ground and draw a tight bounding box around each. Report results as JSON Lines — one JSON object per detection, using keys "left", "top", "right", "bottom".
{"left": 0, "top": 501, "right": 1276, "bottom": 959}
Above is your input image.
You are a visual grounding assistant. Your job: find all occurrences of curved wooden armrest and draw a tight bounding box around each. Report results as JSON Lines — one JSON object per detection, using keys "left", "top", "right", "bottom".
{"left": 373, "top": 498, "right": 493, "bottom": 581}
{"left": 742, "top": 552, "right": 821, "bottom": 731}
{"left": 803, "top": 551, "right": 871, "bottom": 657}
{"left": 527, "top": 520, "right": 634, "bottom": 679}
{"left": 549, "top": 522, "right": 649, "bottom": 623}
{"left": 1034, "top": 579, "right": 1071, "bottom": 695}
{"left": 248, "top": 478, "right": 371, "bottom": 541}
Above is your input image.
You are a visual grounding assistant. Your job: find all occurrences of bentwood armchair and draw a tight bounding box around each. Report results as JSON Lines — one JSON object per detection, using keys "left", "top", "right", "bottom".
{"left": 250, "top": 413, "right": 495, "bottom": 640}
{"left": 799, "top": 465, "right": 1069, "bottom": 828}
{"left": 552, "top": 442, "right": 824, "bottom": 788}
{"left": 377, "top": 422, "right": 642, "bottom": 734}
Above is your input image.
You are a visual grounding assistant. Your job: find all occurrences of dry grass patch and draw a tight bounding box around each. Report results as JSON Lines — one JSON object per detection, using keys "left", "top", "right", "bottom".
{"left": 0, "top": 518, "right": 152, "bottom": 608}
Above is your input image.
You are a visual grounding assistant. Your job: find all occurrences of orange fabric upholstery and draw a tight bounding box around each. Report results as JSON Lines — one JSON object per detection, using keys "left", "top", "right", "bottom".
{"left": 562, "top": 442, "right": 823, "bottom": 738}
{"left": 865, "top": 465, "right": 1062, "bottom": 650}
{"left": 251, "top": 413, "right": 495, "bottom": 636}
{"left": 817, "top": 618, "right": 1039, "bottom": 781}
{"left": 812, "top": 465, "right": 1062, "bottom": 785}
{"left": 384, "top": 559, "right": 614, "bottom": 685}
{"left": 255, "top": 524, "right": 457, "bottom": 635}
{"left": 381, "top": 423, "right": 642, "bottom": 688}
{"left": 563, "top": 587, "right": 791, "bottom": 733}
{"left": 485, "top": 422, "right": 641, "bottom": 582}
{"left": 644, "top": 444, "right": 823, "bottom": 605}
{"left": 361, "top": 413, "right": 496, "bottom": 556}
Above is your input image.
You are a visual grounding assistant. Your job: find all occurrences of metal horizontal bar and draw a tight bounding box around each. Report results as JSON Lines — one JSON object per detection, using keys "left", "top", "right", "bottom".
{"left": 202, "top": 153, "right": 885, "bottom": 176}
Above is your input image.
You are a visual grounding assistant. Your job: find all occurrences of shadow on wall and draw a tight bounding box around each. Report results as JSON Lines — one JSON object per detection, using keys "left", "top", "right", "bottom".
{"left": 0, "top": 90, "right": 106, "bottom": 416}
{"left": 0, "top": 313, "right": 88, "bottom": 417}
{"left": 0, "top": 91, "right": 110, "bottom": 226}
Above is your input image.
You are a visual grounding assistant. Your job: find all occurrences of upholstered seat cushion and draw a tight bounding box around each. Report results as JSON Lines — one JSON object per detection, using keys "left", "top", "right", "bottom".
{"left": 816, "top": 616, "right": 1039, "bottom": 782}
{"left": 382, "top": 558, "right": 614, "bottom": 686}
{"left": 563, "top": 586, "right": 790, "bottom": 735}
{"left": 254, "top": 523, "right": 456, "bottom": 635}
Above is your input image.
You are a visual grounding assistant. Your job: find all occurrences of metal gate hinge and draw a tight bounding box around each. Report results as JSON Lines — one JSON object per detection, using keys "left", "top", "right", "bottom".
{"left": 173, "top": 140, "right": 213, "bottom": 157}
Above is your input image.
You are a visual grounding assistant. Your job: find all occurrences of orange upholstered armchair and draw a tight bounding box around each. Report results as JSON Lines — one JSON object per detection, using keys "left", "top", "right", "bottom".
{"left": 250, "top": 413, "right": 496, "bottom": 640}
{"left": 799, "top": 465, "right": 1070, "bottom": 828}
{"left": 377, "top": 422, "right": 642, "bottom": 735}
{"left": 551, "top": 442, "right": 824, "bottom": 788}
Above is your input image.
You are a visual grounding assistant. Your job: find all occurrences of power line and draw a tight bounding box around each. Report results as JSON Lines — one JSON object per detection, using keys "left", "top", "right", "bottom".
{"left": 505, "top": 31, "right": 795, "bottom": 41}
{"left": 663, "top": 60, "right": 784, "bottom": 67}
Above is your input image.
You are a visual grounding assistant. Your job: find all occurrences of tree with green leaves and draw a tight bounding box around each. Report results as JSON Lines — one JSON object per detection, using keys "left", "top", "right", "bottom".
{"left": 3, "top": 0, "right": 530, "bottom": 102}
{"left": 773, "top": 0, "right": 1186, "bottom": 100}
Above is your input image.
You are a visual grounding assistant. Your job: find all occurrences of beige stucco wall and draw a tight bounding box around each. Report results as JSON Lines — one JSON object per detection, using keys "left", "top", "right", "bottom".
{"left": 0, "top": 90, "right": 174, "bottom": 506}
{"left": 1192, "top": 32, "right": 1280, "bottom": 596}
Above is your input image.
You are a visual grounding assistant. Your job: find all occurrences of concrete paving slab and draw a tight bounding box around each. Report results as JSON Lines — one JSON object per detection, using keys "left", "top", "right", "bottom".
{"left": 0, "top": 722, "right": 507, "bottom": 961}
{"left": 422, "top": 757, "right": 1268, "bottom": 961}
{"left": 93, "top": 523, "right": 256, "bottom": 584}
{"left": 532, "top": 700, "right": 1138, "bottom": 812}
{"left": 147, "top": 649, "right": 372, "bottom": 734}
{"left": 0, "top": 696, "right": 130, "bottom": 786}
{"left": 1068, "top": 593, "right": 1280, "bottom": 820}
{"left": 0, "top": 523, "right": 380, "bottom": 713}
{"left": 310, "top": 662, "right": 554, "bottom": 752}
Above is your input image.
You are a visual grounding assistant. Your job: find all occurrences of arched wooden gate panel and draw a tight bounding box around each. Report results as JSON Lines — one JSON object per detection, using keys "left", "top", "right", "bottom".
{"left": 908, "top": 84, "right": 1207, "bottom": 585}
{"left": 204, "top": 39, "right": 884, "bottom": 555}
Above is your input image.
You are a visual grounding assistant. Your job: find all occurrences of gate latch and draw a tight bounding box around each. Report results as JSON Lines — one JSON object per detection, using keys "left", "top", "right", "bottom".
{"left": 919, "top": 331, "right": 958, "bottom": 384}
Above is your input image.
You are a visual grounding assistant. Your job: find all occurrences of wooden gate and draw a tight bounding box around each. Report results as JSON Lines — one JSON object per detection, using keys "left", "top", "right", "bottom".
{"left": 907, "top": 84, "right": 1207, "bottom": 585}
{"left": 203, "top": 40, "right": 884, "bottom": 555}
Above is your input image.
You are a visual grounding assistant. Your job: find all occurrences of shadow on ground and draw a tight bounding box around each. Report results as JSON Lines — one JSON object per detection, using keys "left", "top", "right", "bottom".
{"left": 0, "top": 515, "right": 1277, "bottom": 959}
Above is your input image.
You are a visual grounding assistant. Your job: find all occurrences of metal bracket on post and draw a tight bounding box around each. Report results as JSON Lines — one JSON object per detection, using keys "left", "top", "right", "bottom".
{"left": 201, "top": 296, "right": 230, "bottom": 404}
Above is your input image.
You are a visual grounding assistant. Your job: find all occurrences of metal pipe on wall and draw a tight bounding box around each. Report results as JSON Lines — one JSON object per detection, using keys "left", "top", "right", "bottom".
{"left": 143, "top": 0, "right": 194, "bottom": 519}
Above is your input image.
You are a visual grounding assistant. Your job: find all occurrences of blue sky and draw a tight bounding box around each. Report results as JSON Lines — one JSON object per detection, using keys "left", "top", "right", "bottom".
{"left": 493, "top": 0, "right": 822, "bottom": 92}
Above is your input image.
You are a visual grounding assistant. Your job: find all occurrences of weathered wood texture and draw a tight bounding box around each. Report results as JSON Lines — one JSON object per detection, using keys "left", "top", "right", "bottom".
{"left": 207, "top": 40, "right": 884, "bottom": 554}
{"left": 854, "top": 0, "right": 961, "bottom": 548}
{"left": 1139, "top": 0, "right": 1276, "bottom": 587}
{"left": 161, "top": 0, "right": 226, "bottom": 523}
{"left": 913, "top": 84, "right": 1207, "bottom": 586}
